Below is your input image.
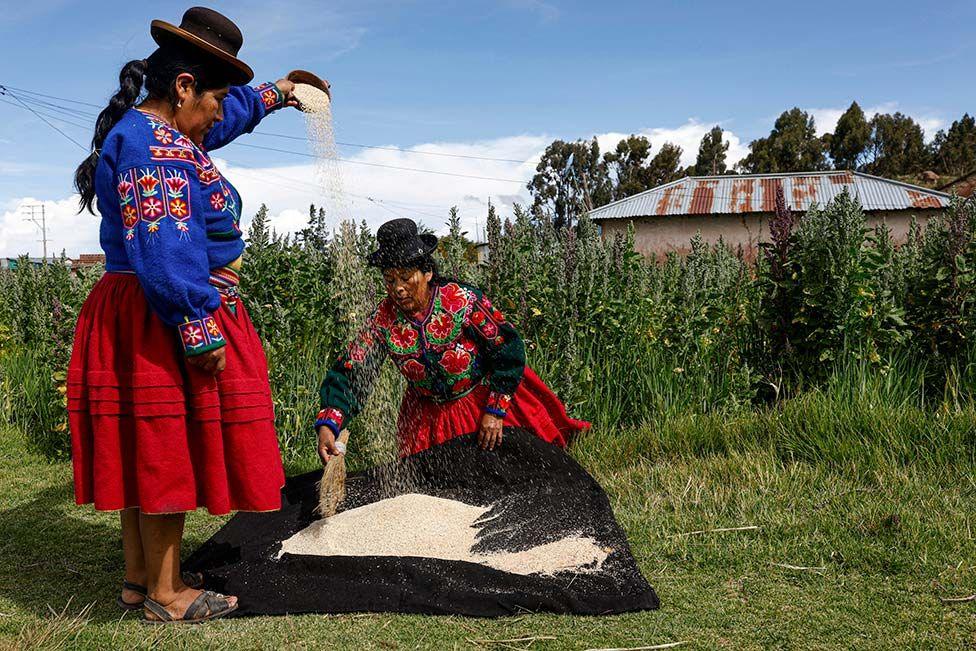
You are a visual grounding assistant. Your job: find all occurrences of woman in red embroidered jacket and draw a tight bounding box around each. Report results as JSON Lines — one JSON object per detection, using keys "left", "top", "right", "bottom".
{"left": 315, "top": 218, "right": 590, "bottom": 462}
{"left": 67, "top": 8, "right": 328, "bottom": 624}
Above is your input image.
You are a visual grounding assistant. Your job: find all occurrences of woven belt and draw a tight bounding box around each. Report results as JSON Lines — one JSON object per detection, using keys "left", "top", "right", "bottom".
{"left": 209, "top": 265, "right": 240, "bottom": 299}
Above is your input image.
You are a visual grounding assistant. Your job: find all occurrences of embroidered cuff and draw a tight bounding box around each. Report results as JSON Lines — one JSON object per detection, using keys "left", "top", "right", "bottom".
{"left": 315, "top": 407, "right": 344, "bottom": 436}
{"left": 253, "top": 81, "right": 287, "bottom": 112}
{"left": 179, "top": 315, "right": 225, "bottom": 356}
{"left": 485, "top": 391, "right": 513, "bottom": 418}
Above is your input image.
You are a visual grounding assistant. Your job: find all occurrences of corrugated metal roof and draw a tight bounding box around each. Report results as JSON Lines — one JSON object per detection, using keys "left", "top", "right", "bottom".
{"left": 588, "top": 171, "right": 951, "bottom": 221}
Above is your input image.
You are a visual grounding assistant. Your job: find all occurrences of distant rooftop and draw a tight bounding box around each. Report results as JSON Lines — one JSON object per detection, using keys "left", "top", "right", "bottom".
{"left": 588, "top": 171, "right": 951, "bottom": 221}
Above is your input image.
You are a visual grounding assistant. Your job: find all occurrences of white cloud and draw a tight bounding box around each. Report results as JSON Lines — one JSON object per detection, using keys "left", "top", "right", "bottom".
{"left": 0, "top": 196, "right": 100, "bottom": 258}
{"left": 807, "top": 102, "right": 945, "bottom": 141}
{"left": 0, "top": 119, "right": 752, "bottom": 255}
{"left": 592, "top": 120, "right": 748, "bottom": 170}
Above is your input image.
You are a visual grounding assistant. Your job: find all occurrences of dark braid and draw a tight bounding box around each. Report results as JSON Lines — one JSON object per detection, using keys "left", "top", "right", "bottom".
{"left": 74, "top": 45, "right": 230, "bottom": 215}
{"left": 74, "top": 58, "right": 146, "bottom": 214}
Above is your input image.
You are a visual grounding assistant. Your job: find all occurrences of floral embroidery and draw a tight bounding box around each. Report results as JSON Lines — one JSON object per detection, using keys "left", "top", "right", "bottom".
{"left": 178, "top": 315, "right": 223, "bottom": 354}
{"left": 118, "top": 166, "right": 193, "bottom": 241}
{"left": 374, "top": 300, "right": 397, "bottom": 330}
{"left": 183, "top": 323, "right": 203, "bottom": 346}
{"left": 253, "top": 81, "right": 286, "bottom": 111}
{"left": 439, "top": 348, "right": 472, "bottom": 376}
{"left": 439, "top": 283, "right": 468, "bottom": 314}
{"left": 389, "top": 322, "right": 420, "bottom": 354}
{"left": 452, "top": 377, "right": 473, "bottom": 393}
{"left": 401, "top": 358, "right": 427, "bottom": 381}
{"left": 426, "top": 311, "right": 456, "bottom": 341}
{"left": 210, "top": 191, "right": 226, "bottom": 211}
{"left": 141, "top": 197, "right": 163, "bottom": 218}
{"left": 349, "top": 342, "right": 368, "bottom": 363}
{"left": 169, "top": 199, "right": 189, "bottom": 218}
{"left": 137, "top": 168, "right": 160, "bottom": 197}
{"left": 204, "top": 317, "right": 223, "bottom": 341}
{"left": 117, "top": 176, "right": 134, "bottom": 201}
{"left": 153, "top": 126, "right": 173, "bottom": 145}
{"left": 118, "top": 172, "right": 139, "bottom": 228}
{"left": 164, "top": 170, "right": 188, "bottom": 197}
{"left": 473, "top": 311, "right": 498, "bottom": 338}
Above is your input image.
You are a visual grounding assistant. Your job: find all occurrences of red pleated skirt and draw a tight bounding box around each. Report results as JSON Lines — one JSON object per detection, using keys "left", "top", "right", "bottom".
{"left": 396, "top": 367, "right": 591, "bottom": 456}
{"left": 67, "top": 273, "right": 284, "bottom": 515}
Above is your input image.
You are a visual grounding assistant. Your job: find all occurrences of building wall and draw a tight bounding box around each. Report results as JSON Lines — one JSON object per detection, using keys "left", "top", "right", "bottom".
{"left": 597, "top": 209, "right": 941, "bottom": 259}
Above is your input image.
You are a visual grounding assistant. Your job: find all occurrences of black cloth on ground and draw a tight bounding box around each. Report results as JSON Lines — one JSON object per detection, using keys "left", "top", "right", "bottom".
{"left": 183, "top": 427, "right": 660, "bottom": 617}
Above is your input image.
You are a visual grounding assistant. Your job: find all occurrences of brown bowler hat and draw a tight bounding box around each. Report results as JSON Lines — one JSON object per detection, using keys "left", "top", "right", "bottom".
{"left": 151, "top": 7, "right": 254, "bottom": 85}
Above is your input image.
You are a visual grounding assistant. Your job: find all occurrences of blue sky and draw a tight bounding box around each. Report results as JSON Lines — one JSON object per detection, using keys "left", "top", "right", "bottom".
{"left": 0, "top": 0, "right": 971, "bottom": 255}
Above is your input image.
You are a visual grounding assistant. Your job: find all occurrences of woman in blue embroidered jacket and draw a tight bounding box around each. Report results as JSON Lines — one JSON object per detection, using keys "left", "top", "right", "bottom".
{"left": 67, "top": 8, "right": 328, "bottom": 624}
{"left": 315, "top": 218, "right": 590, "bottom": 462}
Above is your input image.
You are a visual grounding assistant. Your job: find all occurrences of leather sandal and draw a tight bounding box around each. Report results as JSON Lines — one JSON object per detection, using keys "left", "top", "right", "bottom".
{"left": 117, "top": 581, "right": 148, "bottom": 611}
{"left": 142, "top": 590, "right": 238, "bottom": 625}
{"left": 117, "top": 572, "right": 205, "bottom": 611}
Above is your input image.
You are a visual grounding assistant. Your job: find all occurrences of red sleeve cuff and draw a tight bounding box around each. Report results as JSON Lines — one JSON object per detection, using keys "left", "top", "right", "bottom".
{"left": 179, "top": 315, "right": 225, "bottom": 356}
{"left": 315, "top": 407, "right": 345, "bottom": 433}
{"left": 485, "top": 391, "right": 513, "bottom": 418}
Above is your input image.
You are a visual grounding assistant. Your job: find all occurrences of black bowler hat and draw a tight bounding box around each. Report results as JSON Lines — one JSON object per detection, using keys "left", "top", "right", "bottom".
{"left": 151, "top": 7, "right": 254, "bottom": 85}
{"left": 367, "top": 219, "right": 439, "bottom": 268}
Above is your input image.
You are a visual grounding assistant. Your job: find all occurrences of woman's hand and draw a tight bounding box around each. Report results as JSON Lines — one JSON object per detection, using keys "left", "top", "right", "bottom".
{"left": 274, "top": 78, "right": 298, "bottom": 108}
{"left": 478, "top": 413, "right": 504, "bottom": 450}
{"left": 317, "top": 426, "right": 343, "bottom": 466}
{"left": 186, "top": 347, "right": 226, "bottom": 375}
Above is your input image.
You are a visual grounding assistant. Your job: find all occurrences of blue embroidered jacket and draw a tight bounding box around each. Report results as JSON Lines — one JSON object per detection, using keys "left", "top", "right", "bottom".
{"left": 94, "top": 82, "right": 286, "bottom": 355}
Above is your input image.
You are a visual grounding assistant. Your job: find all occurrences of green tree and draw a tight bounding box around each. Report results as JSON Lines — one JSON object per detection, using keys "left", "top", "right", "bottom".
{"left": 931, "top": 114, "right": 976, "bottom": 176}
{"left": 648, "top": 143, "right": 685, "bottom": 186}
{"left": 604, "top": 135, "right": 654, "bottom": 199}
{"left": 739, "top": 108, "right": 829, "bottom": 173}
{"left": 694, "top": 125, "right": 730, "bottom": 175}
{"left": 528, "top": 138, "right": 611, "bottom": 228}
{"left": 829, "top": 102, "right": 871, "bottom": 171}
{"left": 865, "top": 112, "right": 929, "bottom": 177}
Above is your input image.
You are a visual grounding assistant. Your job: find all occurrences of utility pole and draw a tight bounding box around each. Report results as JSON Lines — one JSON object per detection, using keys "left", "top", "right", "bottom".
{"left": 22, "top": 204, "right": 48, "bottom": 261}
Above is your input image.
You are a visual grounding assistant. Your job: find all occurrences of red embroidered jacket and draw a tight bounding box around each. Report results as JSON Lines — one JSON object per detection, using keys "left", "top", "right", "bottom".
{"left": 316, "top": 281, "right": 524, "bottom": 435}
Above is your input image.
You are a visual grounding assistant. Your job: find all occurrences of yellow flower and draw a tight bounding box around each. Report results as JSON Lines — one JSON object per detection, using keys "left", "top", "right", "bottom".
{"left": 531, "top": 307, "right": 542, "bottom": 317}
{"left": 673, "top": 367, "right": 684, "bottom": 374}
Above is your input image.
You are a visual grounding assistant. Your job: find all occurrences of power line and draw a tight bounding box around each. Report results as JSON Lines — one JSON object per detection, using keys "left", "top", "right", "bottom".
{"left": 0, "top": 86, "right": 87, "bottom": 151}
{"left": 0, "top": 85, "right": 540, "bottom": 167}
{"left": 252, "top": 130, "right": 536, "bottom": 164}
{"left": 0, "top": 84, "right": 102, "bottom": 108}
{"left": 0, "top": 97, "right": 92, "bottom": 131}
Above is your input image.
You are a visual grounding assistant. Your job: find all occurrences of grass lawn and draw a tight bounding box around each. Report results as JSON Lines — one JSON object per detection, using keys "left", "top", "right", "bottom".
{"left": 1, "top": 421, "right": 974, "bottom": 650}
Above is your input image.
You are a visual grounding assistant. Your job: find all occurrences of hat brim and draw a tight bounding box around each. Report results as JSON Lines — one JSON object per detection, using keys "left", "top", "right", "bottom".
{"left": 150, "top": 20, "right": 254, "bottom": 86}
{"left": 367, "top": 233, "right": 439, "bottom": 268}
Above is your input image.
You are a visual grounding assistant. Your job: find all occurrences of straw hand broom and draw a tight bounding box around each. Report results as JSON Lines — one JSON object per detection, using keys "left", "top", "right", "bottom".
{"left": 316, "top": 428, "right": 350, "bottom": 518}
